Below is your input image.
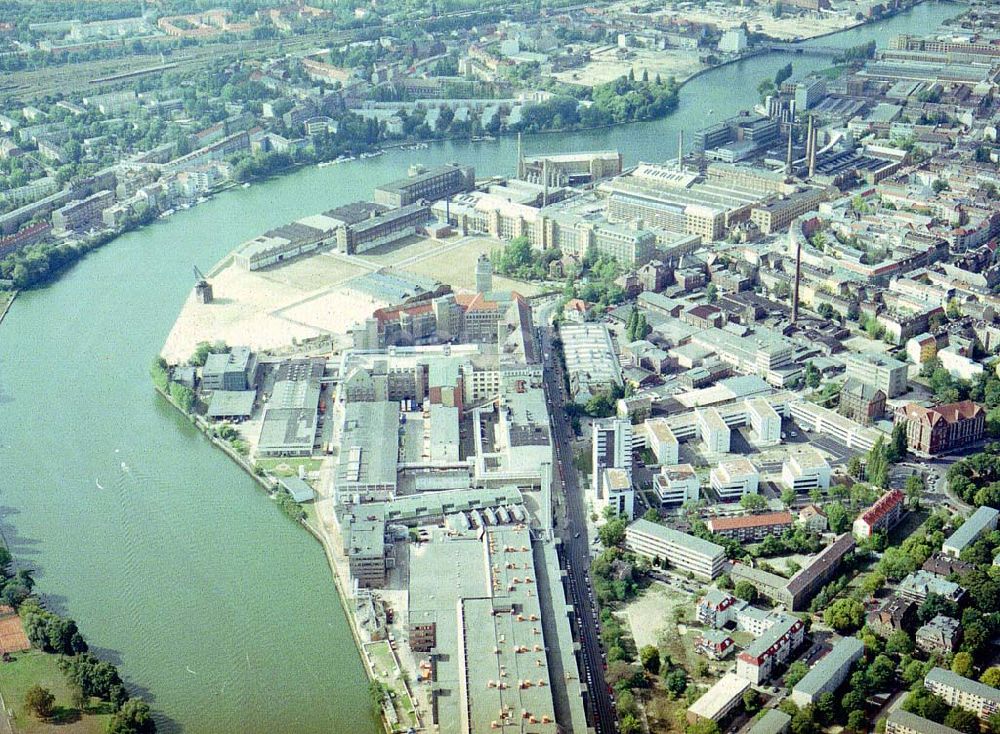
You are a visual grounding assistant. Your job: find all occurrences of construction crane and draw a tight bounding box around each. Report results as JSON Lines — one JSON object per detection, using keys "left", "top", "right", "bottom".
{"left": 193, "top": 265, "right": 213, "bottom": 304}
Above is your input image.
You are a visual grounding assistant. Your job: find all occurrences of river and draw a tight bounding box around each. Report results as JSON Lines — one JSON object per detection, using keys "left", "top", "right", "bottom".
{"left": 0, "top": 3, "right": 964, "bottom": 732}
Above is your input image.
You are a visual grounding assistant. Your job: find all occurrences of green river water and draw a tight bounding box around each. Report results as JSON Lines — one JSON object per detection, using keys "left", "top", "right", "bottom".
{"left": 0, "top": 4, "right": 964, "bottom": 731}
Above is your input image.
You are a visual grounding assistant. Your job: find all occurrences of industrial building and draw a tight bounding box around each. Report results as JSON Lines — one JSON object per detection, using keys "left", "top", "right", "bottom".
{"left": 558, "top": 323, "right": 623, "bottom": 399}
{"left": 233, "top": 215, "right": 340, "bottom": 270}
{"left": 624, "top": 519, "right": 726, "bottom": 580}
{"left": 256, "top": 358, "right": 325, "bottom": 458}
{"left": 373, "top": 164, "right": 475, "bottom": 207}
{"left": 336, "top": 202, "right": 431, "bottom": 254}
{"left": 201, "top": 346, "right": 255, "bottom": 392}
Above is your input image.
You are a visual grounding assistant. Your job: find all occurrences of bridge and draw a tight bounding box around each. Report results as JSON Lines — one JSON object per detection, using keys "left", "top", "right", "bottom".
{"left": 766, "top": 42, "right": 845, "bottom": 57}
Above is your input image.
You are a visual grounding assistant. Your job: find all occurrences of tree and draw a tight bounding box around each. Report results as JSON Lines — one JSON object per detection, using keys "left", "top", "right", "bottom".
{"left": 847, "top": 455, "right": 864, "bottom": 479}
{"left": 598, "top": 517, "right": 628, "bottom": 547}
{"left": 687, "top": 720, "right": 720, "bottom": 734}
{"left": 743, "top": 688, "right": 760, "bottom": 714}
{"left": 847, "top": 710, "right": 868, "bottom": 733}
{"left": 981, "top": 667, "right": 1000, "bottom": 688}
{"left": 639, "top": 645, "right": 660, "bottom": 675}
{"left": 823, "top": 598, "right": 865, "bottom": 632}
{"left": 805, "top": 362, "right": 821, "bottom": 389}
{"left": 885, "top": 629, "right": 914, "bottom": 656}
{"left": 734, "top": 580, "right": 758, "bottom": 603}
{"left": 780, "top": 487, "right": 797, "bottom": 507}
{"left": 827, "top": 503, "right": 850, "bottom": 533}
{"left": 706, "top": 283, "right": 718, "bottom": 303}
{"left": 944, "top": 707, "right": 980, "bottom": 734}
{"left": 890, "top": 422, "right": 908, "bottom": 462}
{"left": 642, "top": 508, "right": 659, "bottom": 523}
{"left": 664, "top": 667, "right": 688, "bottom": 696}
{"left": 106, "top": 698, "right": 156, "bottom": 734}
{"left": 740, "top": 493, "right": 768, "bottom": 512}
{"left": 24, "top": 685, "right": 55, "bottom": 720}
{"left": 952, "top": 651, "right": 975, "bottom": 678}
{"left": 905, "top": 473, "right": 924, "bottom": 509}
{"left": 785, "top": 661, "right": 809, "bottom": 689}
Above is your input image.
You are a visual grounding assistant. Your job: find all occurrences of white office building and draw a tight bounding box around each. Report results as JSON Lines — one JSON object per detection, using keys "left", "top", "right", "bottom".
{"left": 781, "top": 449, "right": 832, "bottom": 493}
{"left": 654, "top": 464, "right": 701, "bottom": 506}
{"left": 746, "top": 397, "right": 781, "bottom": 446}
{"left": 645, "top": 418, "right": 679, "bottom": 465}
{"left": 599, "top": 467, "right": 635, "bottom": 519}
{"left": 625, "top": 518, "right": 726, "bottom": 580}
{"left": 592, "top": 419, "right": 632, "bottom": 496}
{"left": 711, "top": 457, "right": 759, "bottom": 501}
{"left": 697, "top": 407, "right": 731, "bottom": 453}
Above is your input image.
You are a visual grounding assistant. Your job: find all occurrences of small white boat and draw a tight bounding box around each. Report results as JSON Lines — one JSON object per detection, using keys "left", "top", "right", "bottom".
{"left": 242, "top": 182, "right": 251, "bottom": 189}
{"left": 95, "top": 479, "right": 104, "bottom": 490}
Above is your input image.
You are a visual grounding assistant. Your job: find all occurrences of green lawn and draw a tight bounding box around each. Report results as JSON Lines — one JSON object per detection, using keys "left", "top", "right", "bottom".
{"left": 0, "top": 650, "right": 111, "bottom": 734}
{"left": 255, "top": 457, "right": 324, "bottom": 477}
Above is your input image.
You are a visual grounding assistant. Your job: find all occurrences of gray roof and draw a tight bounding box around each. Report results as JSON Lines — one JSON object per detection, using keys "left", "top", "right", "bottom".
{"left": 206, "top": 390, "right": 256, "bottom": 418}
{"left": 943, "top": 506, "right": 999, "bottom": 555}
{"left": 279, "top": 476, "right": 316, "bottom": 503}
{"left": 743, "top": 614, "right": 800, "bottom": 659}
{"left": 886, "top": 710, "right": 962, "bottom": 734}
{"left": 926, "top": 667, "right": 1000, "bottom": 704}
{"left": 747, "top": 709, "right": 791, "bottom": 734}
{"left": 628, "top": 518, "right": 725, "bottom": 560}
{"left": 792, "top": 636, "right": 863, "bottom": 697}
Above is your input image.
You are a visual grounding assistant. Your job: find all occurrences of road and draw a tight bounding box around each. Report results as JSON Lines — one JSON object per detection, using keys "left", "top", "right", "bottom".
{"left": 539, "top": 324, "right": 617, "bottom": 734}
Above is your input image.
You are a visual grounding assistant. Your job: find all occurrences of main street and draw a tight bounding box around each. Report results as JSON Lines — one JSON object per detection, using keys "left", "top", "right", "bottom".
{"left": 539, "top": 324, "right": 617, "bottom": 734}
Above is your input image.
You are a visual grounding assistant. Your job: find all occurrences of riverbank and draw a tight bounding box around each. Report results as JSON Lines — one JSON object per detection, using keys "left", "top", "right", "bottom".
{"left": 0, "top": 289, "right": 16, "bottom": 327}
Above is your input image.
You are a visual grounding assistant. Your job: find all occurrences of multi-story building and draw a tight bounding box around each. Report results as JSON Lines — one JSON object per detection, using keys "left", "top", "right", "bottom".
{"left": 201, "top": 346, "right": 255, "bottom": 391}
{"left": 781, "top": 450, "right": 831, "bottom": 494}
{"left": 560, "top": 323, "right": 623, "bottom": 399}
{"left": 344, "top": 519, "right": 386, "bottom": 588}
{"left": 790, "top": 636, "right": 864, "bottom": 707}
{"left": 696, "top": 589, "right": 745, "bottom": 628}
{"left": 898, "top": 570, "right": 965, "bottom": 605}
{"left": 923, "top": 552, "right": 974, "bottom": 578}
{"left": 838, "top": 378, "right": 886, "bottom": 426}
{"left": 336, "top": 202, "right": 431, "bottom": 254}
{"left": 843, "top": 352, "right": 908, "bottom": 398}
{"left": 698, "top": 407, "right": 731, "bottom": 453}
{"left": 895, "top": 401, "right": 985, "bottom": 457}
{"left": 710, "top": 457, "right": 759, "bottom": 501}
{"left": 906, "top": 333, "right": 938, "bottom": 365}
{"left": 866, "top": 595, "right": 916, "bottom": 638}
{"left": 925, "top": 667, "right": 1000, "bottom": 720}
{"left": 886, "top": 710, "right": 963, "bottom": 734}
{"left": 736, "top": 613, "right": 805, "bottom": 684}
{"left": 706, "top": 511, "right": 793, "bottom": 542}
{"left": 695, "top": 630, "right": 736, "bottom": 660}
{"left": 942, "top": 506, "right": 1000, "bottom": 558}
{"left": 916, "top": 615, "right": 960, "bottom": 655}
{"left": 853, "top": 488, "right": 905, "bottom": 539}
{"left": 624, "top": 519, "right": 726, "bottom": 580}
{"left": 592, "top": 419, "right": 632, "bottom": 494}
{"left": 653, "top": 464, "right": 701, "bottom": 506}
{"left": 51, "top": 189, "right": 114, "bottom": 233}
{"left": 599, "top": 467, "right": 634, "bottom": 519}
{"left": 746, "top": 397, "right": 781, "bottom": 446}
{"left": 645, "top": 418, "right": 679, "bottom": 465}
{"left": 373, "top": 164, "right": 475, "bottom": 207}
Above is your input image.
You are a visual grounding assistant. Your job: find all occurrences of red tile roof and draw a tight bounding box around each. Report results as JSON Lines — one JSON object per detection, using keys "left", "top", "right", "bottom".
{"left": 707, "top": 511, "right": 792, "bottom": 533}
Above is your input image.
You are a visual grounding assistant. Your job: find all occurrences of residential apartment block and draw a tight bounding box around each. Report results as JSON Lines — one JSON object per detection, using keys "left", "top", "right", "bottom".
{"left": 853, "top": 489, "right": 905, "bottom": 539}
{"left": 625, "top": 519, "right": 726, "bottom": 580}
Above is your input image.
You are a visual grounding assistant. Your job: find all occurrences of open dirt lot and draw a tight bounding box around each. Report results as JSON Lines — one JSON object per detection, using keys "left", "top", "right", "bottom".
{"left": 552, "top": 46, "right": 706, "bottom": 88}
{"left": 162, "top": 234, "right": 541, "bottom": 361}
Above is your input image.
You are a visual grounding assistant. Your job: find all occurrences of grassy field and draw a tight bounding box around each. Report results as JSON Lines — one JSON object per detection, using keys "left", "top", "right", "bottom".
{"left": 0, "top": 650, "right": 111, "bottom": 734}
{"left": 256, "top": 457, "right": 324, "bottom": 477}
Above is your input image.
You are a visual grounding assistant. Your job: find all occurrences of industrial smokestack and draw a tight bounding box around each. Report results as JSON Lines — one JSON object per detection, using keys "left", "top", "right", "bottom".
{"left": 792, "top": 230, "right": 802, "bottom": 323}
{"left": 517, "top": 131, "right": 523, "bottom": 179}
{"left": 786, "top": 129, "right": 793, "bottom": 177}
{"left": 678, "top": 130, "right": 684, "bottom": 170}
{"left": 805, "top": 116, "right": 813, "bottom": 169}
{"left": 808, "top": 123, "right": 817, "bottom": 179}
{"left": 542, "top": 158, "right": 549, "bottom": 207}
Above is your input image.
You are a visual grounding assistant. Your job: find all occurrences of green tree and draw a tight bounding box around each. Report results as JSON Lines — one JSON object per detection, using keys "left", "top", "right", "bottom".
{"left": 885, "top": 629, "right": 914, "bottom": 656}
{"left": 734, "top": 580, "right": 758, "bottom": 603}
{"left": 905, "top": 473, "right": 924, "bottom": 509}
{"left": 24, "top": 685, "right": 55, "bottom": 720}
{"left": 598, "top": 516, "right": 628, "bottom": 547}
{"left": 664, "top": 667, "right": 688, "bottom": 696}
{"left": 890, "top": 422, "right": 908, "bottom": 462}
{"left": 823, "top": 598, "right": 865, "bottom": 632}
{"left": 743, "top": 688, "right": 760, "bottom": 714}
{"left": 981, "top": 667, "right": 1000, "bottom": 687}
{"left": 106, "top": 698, "right": 156, "bottom": 734}
{"left": 785, "top": 660, "right": 809, "bottom": 689}
{"left": 943, "top": 707, "right": 980, "bottom": 734}
{"left": 740, "top": 493, "right": 768, "bottom": 512}
{"left": 639, "top": 645, "right": 660, "bottom": 675}
{"left": 952, "top": 651, "right": 975, "bottom": 678}
{"left": 642, "top": 508, "right": 659, "bottom": 523}
{"left": 780, "top": 487, "right": 797, "bottom": 507}
{"left": 687, "top": 720, "right": 720, "bottom": 734}
{"left": 706, "top": 283, "right": 718, "bottom": 303}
